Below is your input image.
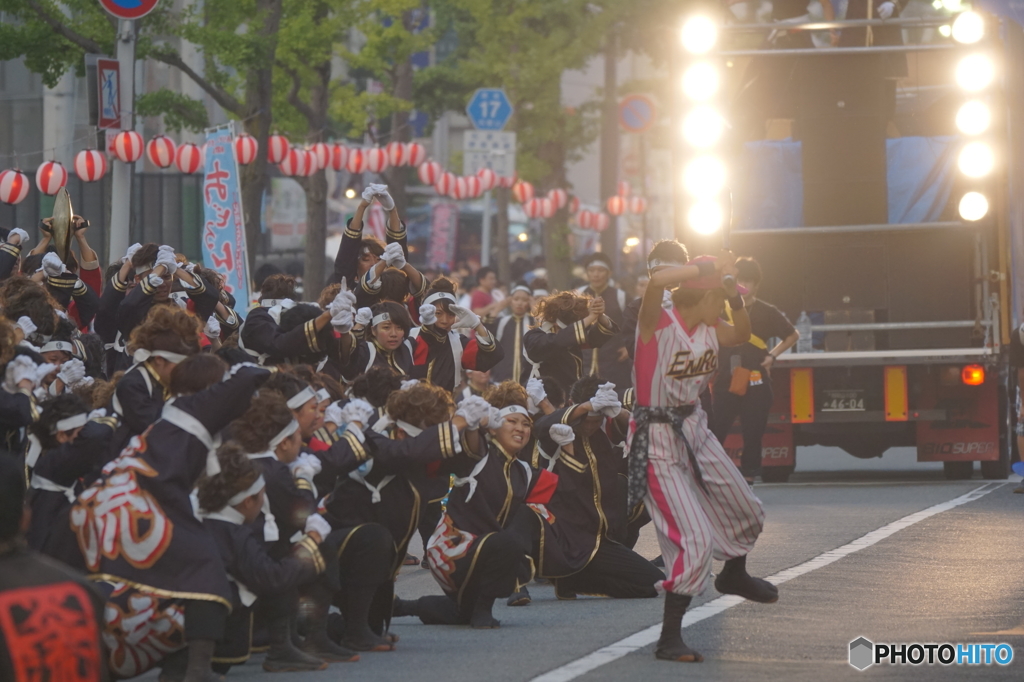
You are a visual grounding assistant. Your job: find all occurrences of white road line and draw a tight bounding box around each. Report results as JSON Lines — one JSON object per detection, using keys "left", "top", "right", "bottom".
{"left": 530, "top": 482, "right": 1005, "bottom": 682}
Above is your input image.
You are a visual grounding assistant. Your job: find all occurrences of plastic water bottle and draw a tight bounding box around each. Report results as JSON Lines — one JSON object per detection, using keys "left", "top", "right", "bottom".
{"left": 796, "top": 312, "right": 813, "bottom": 353}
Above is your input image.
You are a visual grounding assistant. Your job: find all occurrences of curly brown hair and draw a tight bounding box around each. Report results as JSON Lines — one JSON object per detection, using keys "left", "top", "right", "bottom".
{"left": 386, "top": 382, "right": 454, "bottom": 429}
{"left": 231, "top": 390, "right": 294, "bottom": 453}
{"left": 127, "top": 305, "right": 201, "bottom": 357}
{"left": 351, "top": 365, "right": 401, "bottom": 408}
{"left": 0, "top": 317, "right": 17, "bottom": 367}
{"left": 534, "top": 291, "right": 590, "bottom": 326}
{"left": 196, "top": 441, "right": 261, "bottom": 513}
{"left": 484, "top": 381, "right": 528, "bottom": 410}
{"left": 0, "top": 278, "right": 61, "bottom": 337}
{"left": 260, "top": 274, "right": 297, "bottom": 300}
{"left": 170, "top": 354, "right": 227, "bottom": 396}
{"left": 318, "top": 283, "right": 341, "bottom": 309}
{"left": 93, "top": 371, "right": 124, "bottom": 409}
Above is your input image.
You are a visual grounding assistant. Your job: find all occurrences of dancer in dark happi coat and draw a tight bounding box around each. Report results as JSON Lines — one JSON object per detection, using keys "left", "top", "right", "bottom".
{"left": 342, "top": 301, "right": 415, "bottom": 380}
{"left": 488, "top": 285, "right": 536, "bottom": 385}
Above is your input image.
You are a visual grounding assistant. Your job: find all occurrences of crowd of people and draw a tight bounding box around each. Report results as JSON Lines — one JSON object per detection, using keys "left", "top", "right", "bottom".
{"left": 0, "top": 183, "right": 793, "bottom": 680}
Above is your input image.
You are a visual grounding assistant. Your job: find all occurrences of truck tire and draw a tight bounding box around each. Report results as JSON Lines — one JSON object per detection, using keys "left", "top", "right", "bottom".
{"left": 761, "top": 466, "right": 794, "bottom": 483}
{"left": 943, "top": 461, "right": 973, "bottom": 480}
{"left": 982, "top": 363, "right": 1013, "bottom": 480}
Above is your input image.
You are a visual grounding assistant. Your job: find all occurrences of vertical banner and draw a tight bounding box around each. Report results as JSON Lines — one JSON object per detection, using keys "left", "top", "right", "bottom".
{"left": 429, "top": 203, "right": 459, "bottom": 270}
{"left": 202, "top": 125, "right": 252, "bottom": 315}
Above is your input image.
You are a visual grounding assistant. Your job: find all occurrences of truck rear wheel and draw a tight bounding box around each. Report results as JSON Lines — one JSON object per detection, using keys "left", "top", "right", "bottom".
{"left": 983, "top": 366, "right": 1013, "bottom": 480}
{"left": 943, "top": 461, "right": 974, "bottom": 480}
{"left": 761, "top": 466, "right": 794, "bottom": 483}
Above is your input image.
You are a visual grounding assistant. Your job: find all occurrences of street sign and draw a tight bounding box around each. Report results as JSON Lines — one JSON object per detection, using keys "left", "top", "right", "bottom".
{"left": 619, "top": 94, "right": 657, "bottom": 133}
{"left": 467, "top": 88, "right": 513, "bottom": 131}
{"left": 96, "top": 58, "right": 121, "bottom": 129}
{"left": 463, "top": 131, "right": 516, "bottom": 177}
{"left": 99, "top": 0, "right": 160, "bottom": 20}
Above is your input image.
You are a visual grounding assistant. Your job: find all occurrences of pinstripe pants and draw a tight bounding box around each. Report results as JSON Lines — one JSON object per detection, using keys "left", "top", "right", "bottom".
{"left": 640, "top": 408, "right": 766, "bottom": 597}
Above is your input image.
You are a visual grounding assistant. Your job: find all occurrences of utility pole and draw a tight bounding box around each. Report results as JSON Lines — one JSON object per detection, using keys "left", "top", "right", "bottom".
{"left": 108, "top": 19, "right": 135, "bottom": 260}
{"left": 599, "top": 26, "right": 620, "bottom": 257}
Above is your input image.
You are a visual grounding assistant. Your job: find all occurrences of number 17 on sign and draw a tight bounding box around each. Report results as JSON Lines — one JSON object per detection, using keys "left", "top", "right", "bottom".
{"left": 467, "top": 89, "right": 513, "bottom": 131}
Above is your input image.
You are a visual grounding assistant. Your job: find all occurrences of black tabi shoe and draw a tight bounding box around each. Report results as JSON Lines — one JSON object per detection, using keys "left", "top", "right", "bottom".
{"left": 507, "top": 586, "right": 532, "bottom": 607}
{"left": 714, "top": 555, "right": 778, "bottom": 604}
{"left": 654, "top": 593, "right": 703, "bottom": 663}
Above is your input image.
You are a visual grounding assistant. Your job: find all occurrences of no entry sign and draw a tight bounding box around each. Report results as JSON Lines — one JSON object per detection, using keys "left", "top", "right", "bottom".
{"left": 99, "top": 0, "right": 160, "bottom": 20}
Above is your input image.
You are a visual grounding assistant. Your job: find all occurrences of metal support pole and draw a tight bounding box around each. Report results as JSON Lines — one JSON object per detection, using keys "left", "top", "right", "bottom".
{"left": 109, "top": 19, "right": 134, "bottom": 260}
{"left": 481, "top": 189, "right": 492, "bottom": 267}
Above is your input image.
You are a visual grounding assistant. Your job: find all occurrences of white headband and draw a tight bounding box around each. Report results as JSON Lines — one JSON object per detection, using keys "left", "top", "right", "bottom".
{"left": 396, "top": 419, "right": 423, "bottom": 437}
{"left": 586, "top": 260, "right": 611, "bottom": 271}
{"left": 134, "top": 349, "right": 188, "bottom": 364}
{"left": 40, "top": 341, "right": 74, "bottom": 355}
{"left": 498, "top": 405, "right": 531, "bottom": 420}
{"left": 372, "top": 312, "right": 391, "bottom": 326}
{"left": 261, "top": 298, "right": 286, "bottom": 308}
{"left": 315, "top": 388, "right": 331, "bottom": 403}
{"left": 648, "top": 259, "right": 686, "bottom": 270}
{"left": 424, "top": 292, "right": 457, "bottom": 306}
{"left": 511, "top": 285, "right": 532, "bottom": 296}
{"left": 134, "top": 263, "right": 154, "bottom": 275}
{"left": 227, "top": 474, "right": 266, "bottom": 506}
{"left": 52, "top": 412, "right": 88, "bottom": 434}
{"left": 286, "top": 386, "right": 317, "bottom": 410}
{"left": 270, "top": 420, "right": 299, "bottom": 449}
{"left": 533, "top": 289, "right": 549, "bottom": 297}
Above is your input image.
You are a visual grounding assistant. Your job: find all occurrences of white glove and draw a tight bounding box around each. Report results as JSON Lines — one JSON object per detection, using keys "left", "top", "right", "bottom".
{"left": 549, "top": 423, "right": 576, "bottom": 447}
{"left": 361, "top": 185, "right": 377, "bottom": 203}
{"left": 33, "top": 362, "right": 56, "bottom": 385}
{"left": 146, "top": 274, "right": 165, "bottom": 289}
{"left": 41, "top": 252, "right": 67, "bottom": 277}
{"left": 15, "top": 316, "right": 36, "bottom": 337}
{"left": 526, "top": 377, "right": 547, "bottom": 414}
{"left": 375, "top": 186, "right": 396, "bottom": 211}
{"left": 204, "top": 315, "right": 221, "bottom": 338}
{"left": 484, "top": 406, "right": 505, "bottom": 430}
{"left": 382, "top": 241, "right": 406, "bottom": 270}
{"left": 877, "top": 1, "right": 895, "bottom": 18}
{"left": 88, "top": 408, "right": 107, "bottom": 420}
{"left": 355, "top": 307, "right": 372, "bottom": 327}
{"left": 450, "top": 304, "right": 481, "bottom": 330}
{"left": 340, "top": 398, "right": 375, "bottom": 428}
{"left": 4, "top": 355, "right": 38, "bottom": 390}
{"left": 324, "top": 402, "right": 344, "bottom": 428}
{"left": 419, "top": 303, "right": 437, "bottom": 326}
{"left": 400, "top": 379, "right": 419, "bottom": 391}
{"left": 590, "top": 383, "right": 622, "bottom": 418}
{"left": 333, "top": 277, "right": 357, "bottom": 309}
{"left": 7, "top": 228, "right": 28, "bottom": 246}
{"left": 124, "top": 242, "right": 142, "bottom": 264}
{"left": 155, "top": 252, "right": 178, "bottom": 277}
{"left": 331, "top": 307, "right": 354, "bottom": 333}
{"left": 57, "top": 358, "right": 87, "bottom": 387}
{"left": 289, "top": 452, "right": 323, "bottom": 476}
{"left": 455, "top": 395, "right": 491, "bottom": 430}
{"left": 304, "top": 512, "right": 332, "bottom": 539}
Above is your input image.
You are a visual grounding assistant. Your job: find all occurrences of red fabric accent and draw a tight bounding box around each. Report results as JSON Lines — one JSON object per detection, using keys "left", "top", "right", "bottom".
{"left": 469, "top": 289, "right": 492, "bottom": 310}
{"left": 407, "top": 296, "right": 419, "bottom": 325}
{"left": 525, "top": 469, "right": 558, "bottom": 505}
{"left": 67, "top": 300, "right": 84, "bottom": 330}
{"left": 80, "top": 266, "right": 102, "bottom": 296}
{"left": 461, "top": 337, "right": 480, "bottom": 368}
{"left": 307, "top": 437, "right": 330, "bottom": 453}
{"left": 186, "top": 299, "right": 196, "bottom": 314}
{"left": 198, "top": 332, "right": 211, "bottom": 349}
{"left": 412, "top": 335, "right": 430, "bottom": 366}
{"left": 425, "top": 460, "right": 443, "bottom": 478}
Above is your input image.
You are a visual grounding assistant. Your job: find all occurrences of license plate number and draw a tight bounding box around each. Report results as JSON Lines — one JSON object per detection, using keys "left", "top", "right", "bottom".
{"left": 821, "top": 390, "right": 865, "bottom": 412}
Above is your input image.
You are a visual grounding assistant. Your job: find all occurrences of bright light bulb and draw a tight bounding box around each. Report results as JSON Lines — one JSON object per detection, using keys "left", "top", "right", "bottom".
{"left": 517, "top": 232, "right": 529, "bottom": 242}
{"left": 956, "top": 54, "right": 995, "bottom": 92}
{"left": 958, "top": 141, "right": 994, "bottom": 177}
{"left": 955, "top": 100, "right": 991, "bottom": 135}
{"left": 683, "top": 62, "right": 720, "bottom": 101}
{"left": 625, "top": 236, "right": 640, "bottom": 247}
{"left": 959, "top": 191, "right": 989, "bottom": 221}
{"left": 683, "top": 156, "right": 726, "bottom": 196}
{"left": 681, "top": 16, "right": 717, "bottom": 55}
{"left": 943, "top": 0, "right": 963, "bottom": 11}
{"left": 345, "top": 188, "right": 357, "bottom": 199}
{"left": 952, "top": 11, "right": 984, "bottom": 44}
{"left": 682, "top": 107, "right": 725, "bottom": 148}
{"left": 688, "top": 201, "right": 724, "bottom": 234}
{"left": 939, "top": 25, "right": 952, "bottom": 37}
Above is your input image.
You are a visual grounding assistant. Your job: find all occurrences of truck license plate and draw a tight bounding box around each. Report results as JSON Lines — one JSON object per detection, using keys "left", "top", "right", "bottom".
{"left": 821, "top": 390, "right": 865, "bottom": 412}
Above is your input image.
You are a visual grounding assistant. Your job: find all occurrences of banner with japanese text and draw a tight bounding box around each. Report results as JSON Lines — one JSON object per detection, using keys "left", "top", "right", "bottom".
{"left": 202, "top": 125, "right": 252, "bottom": 316}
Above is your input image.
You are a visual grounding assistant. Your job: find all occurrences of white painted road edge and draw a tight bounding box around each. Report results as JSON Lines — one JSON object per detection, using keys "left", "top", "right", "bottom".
{"left": 530, "top": 482, "right": 1005, "bottom": 682}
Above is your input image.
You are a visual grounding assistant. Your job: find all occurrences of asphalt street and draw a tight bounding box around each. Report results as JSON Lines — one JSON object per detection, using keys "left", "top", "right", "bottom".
{"left": 150, "top": 446, "right": 1024, "bottom": 681}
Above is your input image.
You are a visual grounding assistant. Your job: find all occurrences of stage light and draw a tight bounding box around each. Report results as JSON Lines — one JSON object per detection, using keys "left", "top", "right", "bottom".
{"left": 682, "top": 62, "right": 720, "bottom": 101}
{"left": 683, "top": 156, "right": 726, "bottom": 197}
{"left": 955, "top": 100, "right": 991, "bottom": 135}
{"left": 955, "top": 54, "right": 995, "bottom": 92}
{"left": 952, "top": 11, "right": 984, "bottom": 44}
{"left": 939, "top": 25, "right": 952, "bottom": 37}
{"left": 688, "top": 201, "right": 724, "bottom": 234}
{"left": 958, "top": 191, "right": 989, "bottom": 221}
{"left": 958, "top": 141, "right": 994, "bottom": 177}
{"left": 682, "top": 107, "right": 725, "bottom": 148}
{"left": 681, "top": 16, "right": 717, "bottom": 55}
{"left": 517, "top": 232, "right": 528, "bottom": 242}
{"left": 625, "top": 236, "right": 640, "bottom": 247}
{"left": 345, "top": 188, "right": 357, "bottom": 199}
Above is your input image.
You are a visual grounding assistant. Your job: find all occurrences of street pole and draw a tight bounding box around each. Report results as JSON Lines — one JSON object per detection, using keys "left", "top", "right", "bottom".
{"left": 481, "top": 189, "right": 492, "bottom": 267}
{"left": 599, "top": 26, "right": 620, "bottom": 258}
{"left": 108, "top": 18, "right": 135, "bottom": 260}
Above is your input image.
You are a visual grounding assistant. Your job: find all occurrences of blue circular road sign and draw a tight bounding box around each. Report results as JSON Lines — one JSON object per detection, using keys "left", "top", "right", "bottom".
{"left": 619, "top": 95, "right": 656, "bottom": 133}
{"left": 99, "top": 0, "right": 160, "bottom": 20}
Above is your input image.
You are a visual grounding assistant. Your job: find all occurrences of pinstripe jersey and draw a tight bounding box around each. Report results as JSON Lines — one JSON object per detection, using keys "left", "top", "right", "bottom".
{"left": 633, "top": 307, "right": 718, "bottom": 408}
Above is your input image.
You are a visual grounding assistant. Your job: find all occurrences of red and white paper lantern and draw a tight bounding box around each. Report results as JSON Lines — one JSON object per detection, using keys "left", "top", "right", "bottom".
{"left": 606, "top": 195, "right": 626, "bottom": 216}
{"left": 35, "top": 161, "right": 68, "bottom": 195}
{"left": 498, "top": 172, "right": 518, "bottom": 189}
{"left": 404, "top": 143, "right": 426, "bottom": 167}
{"left": 465, "top": 176, "right": 483, "bottom": 199}
{"left": 385, "top": 141, "right": 405, "bottom": 167}
{"left": 594, "top": 212, "right": 610, "bottom": 232}
{"left": 268, "top": 135, "right": 291, "bottom": 164}
{"left": 279, "top": 148, "right": 307, "bottom": 177}
{"left": 310, "top": 142, "right": 330, "bottom": 171}
{"left": 234, "top": 134, "right": 258, "bottom": 165}
{"left": 176, "top": 143, "right": 204, "bottom": 174}
{"left": 146, "top": 135, "right": 177, "bottom": 168}
{"left": 112, "top": 130, "right": 144, "bottom": 163}
{"left": 331, "top": 144, "right": 349, "bottom": 172}
{"left": 346, "top": 148, "right": 366, "bottom": 174}
{"left": 547, "top": 188, "right": 568, "bottom": 210}
{"left": 477, "top": 168, "right": 497, "bottom": 192}
{"left": 434, "top": 172, "right": 457, "bottom": 197}
{"left": 629, "top": 196, "right": 648, "bottom": 214}
{"left": 304, "top": 149, "right": 318, "bottom": 176}
{"left": 524, "top": 198, "right": 556, "bottom": 219}
{"left": 417, "top": 161, "right": 442, "bottom": 185}
{"left": 74, "top": 149, "right": 107, "bottom": 182}
{"left": 512, "top": 180, "right": 535, "bottom": 204}
{"left": 568, "top": 195, "right": 580, "bottom": 215}
{"left": 364, "top": 147, "right": 389, "bottom": 174}
{"left": 617, "top": 180, "right": 631, "bottom": 197}
{"left": 577, "top": 209, "right": 595, "bottom": 229}
{"left": 0, "top": 170, "right": 30, "bottom": 205}
{"left": 452, "top": 176, "right": 469, "bottom": 200}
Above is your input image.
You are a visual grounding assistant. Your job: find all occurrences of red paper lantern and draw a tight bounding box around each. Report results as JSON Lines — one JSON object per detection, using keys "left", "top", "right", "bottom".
{"left": 268, "top": 135, "right": 291, "bottom": 164}
{"left": 568, "top": 195, "right": 580, "bottom": 215}
{"left": 477, "top": 168, "right": 497, "bottom": 191}
{"left": 279, "top": 148, "right": 306, "bottom": 177}
{"left": 434, "top": 172, "right": 456, "bottom": 197}
{"left": 175, "top": 143, "right": 204, "bottom": 174}
{"left": 450, "top": 176, "right": 468, "bottom": 200}
{"left": 404, "top": 143, "right": 426, "bottom": 167}
{"left": 74, "top": 149, "right": 107, "bottom": 182}
{"left": 346, "top": 148, "right": 365, "bottom": 174}
{"left": 512, "top": 180, "right": 535, "bottom": 204}
{"left": 417, "top": 161, "right": 441, "bottom": 185}
{"left": 111, "top": 130, "right": 144, "bottom": 163}
{"left": 629, "top": 196, "right": 649, "bottom": 214}
{"left": 499, "top": 172, "right": 518, "bottom": 189}
{"left": 0, "top": 170, "right": 30, "bottom": 205}
{"left": 594, "top": 212, "right": 610, "bottom": 232}
{"left": 310, "top": 142, "right": 330, "bottom": 171}
{"left": 617, "top": 180, "right": 631, "bottom": 197}
{"left": 606, "top": 195, "right": 626, "bottom": 216}
{"left": 234, "top": 134, "right": 258, "bottom": 165}
{"left": 577, "top": 209, "right": 594, "bottom": 229}
{"left": 523, "top": 198, "right": 542, "bottom": 219}
{"left": 385, "top": 141, "right": 405, "bottom": 167}
{"left": 305, "top": 149, "right": 319, "bottom": 176}
{"left": 146, "top": 135, "right": 176, "bottom": 168}
{"left": 465, "top": 176, "right": 483, "bottom": 199}
{"left": 331, "top": 144, "right": 349, "bottom": 172}
{"left": 364, "top": 148, "right": 389, "bottom": 174}
{"left": 547, "top": 188, "right": 568, "bottom": 210}
{"left": 36, "top": 161, "right": 68, "bottom": 195}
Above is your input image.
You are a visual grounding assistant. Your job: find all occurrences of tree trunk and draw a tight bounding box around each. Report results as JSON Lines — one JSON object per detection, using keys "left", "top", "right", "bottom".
{"left": 387, "top": 55, "right": 414, "bottom": 219}
{"left": 303, "top": 171, "right": 328, "bottom": 299}
{"left": 495, "top": 186, "right": 511, "bottom": 285}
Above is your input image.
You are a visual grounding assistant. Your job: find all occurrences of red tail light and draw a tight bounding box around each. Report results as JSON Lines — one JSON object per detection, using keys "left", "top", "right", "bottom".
{"left": 961, "top": 364, "right": 985, "bottom": 386}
